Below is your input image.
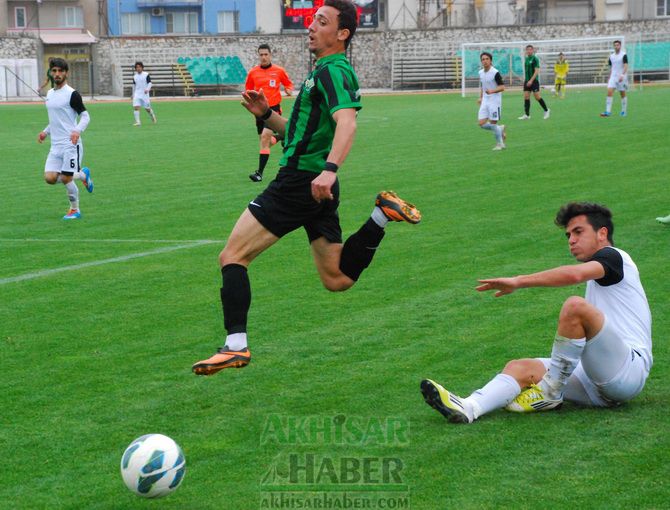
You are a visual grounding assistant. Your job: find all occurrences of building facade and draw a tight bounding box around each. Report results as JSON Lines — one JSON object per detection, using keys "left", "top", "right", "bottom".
{"left": 1, "top": 0, "right": 102, "bottom": 94}
{"left": 106, "top": 0, "right": 256, "bottom": 36}
{"left": 257, "top": 0, "right": 670, "bottom": 33}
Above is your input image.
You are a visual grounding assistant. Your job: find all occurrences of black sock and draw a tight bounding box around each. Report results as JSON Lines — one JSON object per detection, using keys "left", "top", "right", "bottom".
{"left": 524, "top": 99, "right": 530, "bottom": 116}
{"left": 538, "top": 98, "right": 548, "bottom": 111}
{"left": 220, "top": 264, "right": 251, "bottom": 335}
{"left": 339, "top": 218, "right": 386, "bottom": 281}
{"left": 258, "top": 153, "right": 270, "bottom": 175}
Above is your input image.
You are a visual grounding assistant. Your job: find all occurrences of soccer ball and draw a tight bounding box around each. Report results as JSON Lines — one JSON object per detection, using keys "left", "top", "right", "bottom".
{"left": 120, "top": 434, "right": 186, "bottom": 498}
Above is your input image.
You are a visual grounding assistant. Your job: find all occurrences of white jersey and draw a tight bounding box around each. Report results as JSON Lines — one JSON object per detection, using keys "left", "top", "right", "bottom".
{"left": 585, "top": 246, "right": 652, "bottom": 368}
{"left": 133, "top": 71, "right": 152, "bottom": 98}
{"left": 608, "top": 51, "right": 628, "bottom": 81}
{"left": 479, "top": 66, "right": 503, "bottom": 105}
{"left": 44, "top": 84, "right": 88, "bottom": 147}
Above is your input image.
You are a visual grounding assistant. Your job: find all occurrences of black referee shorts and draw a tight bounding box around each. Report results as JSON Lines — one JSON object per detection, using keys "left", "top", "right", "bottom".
{"left": 247, "top": 167, "right": 343, "bottom": 244}
{"left": 523, "top": 80, "right": 540, "bottom": 92}
{"left": 255, "top": 104, "right": 282, "bottom": 135}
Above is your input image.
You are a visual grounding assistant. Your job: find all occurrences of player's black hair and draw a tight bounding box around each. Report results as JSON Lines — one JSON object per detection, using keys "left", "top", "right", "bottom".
{"left": 50, "top": 58, "right": 68, "bottom": 71}
{"left": 134, "top": 61, "right": 144, "bottom": 69}
{"left": 613, "top": 40, "right": 621, "bottom": 45}
{"left": 325, "top": 0, "right": 358, "bottom": 50}
{"left": 480, "top": 52, "right": 493, "bottom": 61}
{"left": 526, "top": 44, "right": 534, "bottom": 49}
{"left": 258, "top": 44, "right": 271, "bottom": 53}
{"left": 555, "top": 202, "right": 614, "bottom": 244}
{"left": 558, "top": 52, "right": 564, "bottom": 56}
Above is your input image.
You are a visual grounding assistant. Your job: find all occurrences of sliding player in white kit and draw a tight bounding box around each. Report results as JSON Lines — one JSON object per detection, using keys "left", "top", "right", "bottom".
{"left": 600, "top": 40, "right": 628, "bottom": 117}
{"left": 477, "top": 52, "right": 506, "bottom": 151}
{"left": 38, "top": 58, "right": 93, "bottom": 220}
{"left": 132, "top": 61, "right": 157, "bottom": 126}
{"left": 421, "top": 202, "right": 652, "bottom": 423}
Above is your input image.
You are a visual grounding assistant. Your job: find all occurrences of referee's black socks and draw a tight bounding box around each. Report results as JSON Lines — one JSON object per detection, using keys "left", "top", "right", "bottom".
{"left": 339, "top": 218, "right": 386, "bottom": 282}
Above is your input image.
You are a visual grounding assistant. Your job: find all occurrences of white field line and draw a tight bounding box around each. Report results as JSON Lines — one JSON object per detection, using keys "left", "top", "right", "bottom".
{"left": 0, "top": 238, "right": 224, "bottom": 243}
{"left": 0, "top": 240, "right": 217, "bottom": 285}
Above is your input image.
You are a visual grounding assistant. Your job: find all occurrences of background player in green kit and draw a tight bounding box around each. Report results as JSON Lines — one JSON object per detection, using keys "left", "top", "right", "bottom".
{"left": 518, "top": 45, "right": 550, "bottom": 120}
{"left": 192, "top": 0, "right": 421, "bottom": 376}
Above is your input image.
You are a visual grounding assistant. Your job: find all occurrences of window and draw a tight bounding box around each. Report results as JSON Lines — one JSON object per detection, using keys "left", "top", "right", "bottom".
{"left": 217, "top": 11, "right": 240, "bottom": 33}
{"left": 60, "top": 6, "right": 84, "bottom": 28}
{"left": 121, "top": 13, "right": 151, "bottom": 35}
{"left": 166, "top": 12, "right": 199, "bottom": 34}
{"left": 15, "top": 7, "right": 26, "bottom": 28}
{"left": 658, "top": 0, "right": 669, "bottom": 16}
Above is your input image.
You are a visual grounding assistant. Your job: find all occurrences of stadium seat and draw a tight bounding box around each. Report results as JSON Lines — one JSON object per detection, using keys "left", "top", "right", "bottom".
{"left": 178, "top": 55, "right": 247, "bottom": 85}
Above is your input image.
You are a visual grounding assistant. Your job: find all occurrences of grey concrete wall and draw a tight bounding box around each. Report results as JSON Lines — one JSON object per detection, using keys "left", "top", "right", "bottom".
{"left": 93, "top": 18, "right": 670, "bottom": 95}
{"left": 0, "top": 35, "right": 39, "bottom": 58}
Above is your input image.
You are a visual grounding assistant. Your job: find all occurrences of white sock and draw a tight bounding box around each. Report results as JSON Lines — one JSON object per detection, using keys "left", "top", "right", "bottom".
{"left": 540, "top": 334, "right": 585, "bottom": 399}
{"left": 65, "top": 180, "right": 79, "bottom": 210}
{"left": 621, "top": 97, "right": 627, "bottom": 114}
{"left": 494, "top": 124, "right": 503, "bottom": 143}
{"left": 134, "top": 110, "right": 140, "bottom": 123}
{"left": 606, "top": 96, "right": 613, "bottom": 113}
{"left": 464, "top": 373, "right": 521, "bottom": 420}
{"left": 73, "top": 170, "right": 85, "bottom": 181}
{"left": 481, "top": 123, "right": 502, "bottom": 143}
{"left": 148, "top": 108, "right": 156, "bottom": 120}
{"left": 226, "top": 333, "right": 247, "bottom": 351}
{"left": 371, "top": 206, "right": 389, "bottom": 228}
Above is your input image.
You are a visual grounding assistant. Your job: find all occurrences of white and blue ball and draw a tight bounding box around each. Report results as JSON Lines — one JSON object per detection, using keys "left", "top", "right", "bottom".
{"left": 120, "top": 434, "right": 186, "bottom": 498}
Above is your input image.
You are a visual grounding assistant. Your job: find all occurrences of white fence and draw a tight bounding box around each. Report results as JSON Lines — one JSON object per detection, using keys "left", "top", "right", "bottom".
{"left": 0, "top": 59, "right": 40, "bottom": 100}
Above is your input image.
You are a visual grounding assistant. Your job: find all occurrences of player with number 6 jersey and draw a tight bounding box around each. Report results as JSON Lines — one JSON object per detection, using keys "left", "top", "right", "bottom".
{"left": 38, "top": 57, "right": 93, "bottom": 220}
{"left": 477, "top": 52, "right": 506, "bottom": 151}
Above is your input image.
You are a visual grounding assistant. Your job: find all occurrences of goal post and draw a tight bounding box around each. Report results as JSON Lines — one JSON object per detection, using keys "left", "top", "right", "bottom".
{"left": 461, "top": 36, "right": 627, "bottom": 97}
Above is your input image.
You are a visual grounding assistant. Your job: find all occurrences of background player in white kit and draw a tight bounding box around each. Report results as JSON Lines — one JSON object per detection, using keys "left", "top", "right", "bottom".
{"left": 477, "top": 52, "right": 506, "bottom": 151}
{"left": 132, "top": 62, "right": 157, "bottom": 126}
{"left": 601, "top": 40, "right": 628, "bottom": 117}
{"left": 421, "top": 202, "right": 652, "bottom": 423}
{"left": 38, "top": 58, "right": 93, "bottom": 220}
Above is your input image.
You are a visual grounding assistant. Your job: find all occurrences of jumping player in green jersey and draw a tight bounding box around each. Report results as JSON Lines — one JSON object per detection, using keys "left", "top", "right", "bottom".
{"left": 192, "top": 0, "right": 422, "bottom": 376}
{"left": 518, "top": 45, "right": 550, "bottom": 120}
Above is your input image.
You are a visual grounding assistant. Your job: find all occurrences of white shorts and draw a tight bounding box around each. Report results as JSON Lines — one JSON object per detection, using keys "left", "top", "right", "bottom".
{"left": 538, "top": 317, "right": 649, "bottom": 407}
{"left": 44, "top": 143, "right": 83, "bottom": 175}
{"left": 607, "top": 76, "right": 628, "bottom": 92}
{"left": 478, "top": 101, "right": 501, "bottom": 121}
{"left": 133, "top": 95, "right": 151, "bottom": 108}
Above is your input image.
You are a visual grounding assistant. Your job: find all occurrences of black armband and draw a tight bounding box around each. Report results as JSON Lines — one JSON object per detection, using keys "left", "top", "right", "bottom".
{"left": 257, "top": 109, "right": 273, "bottom": 121}
{"left": 324, "top": 162, "right": 339, "bottom": 173}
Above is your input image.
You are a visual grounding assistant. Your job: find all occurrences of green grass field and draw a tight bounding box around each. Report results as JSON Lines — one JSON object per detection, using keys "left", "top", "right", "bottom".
{"left": 1, "top": 86, "right": 668, "bottom": 509}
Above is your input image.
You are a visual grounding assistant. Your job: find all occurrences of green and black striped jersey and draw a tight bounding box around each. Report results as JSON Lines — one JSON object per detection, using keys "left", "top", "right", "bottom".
{"left": 524, "top": 54, "right": 540, "bottom": 81}
{"left": 280, "top": 53, "right": 362, "bottom": 173}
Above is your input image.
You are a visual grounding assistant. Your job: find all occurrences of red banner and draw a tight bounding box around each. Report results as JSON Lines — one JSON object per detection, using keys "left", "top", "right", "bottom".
{"left": 282, "top": 1, "right": 378, "bottom": 30}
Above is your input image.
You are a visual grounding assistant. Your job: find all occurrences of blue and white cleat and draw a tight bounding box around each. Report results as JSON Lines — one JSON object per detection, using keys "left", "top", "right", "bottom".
{"left": 599, "top": 112, "right": 611, "bottom": 117}
{"left": 620, "top": 111, "right": 627, "bottom": 117}
{"left": 63, "top": 209, "right": 81, "bottom": 220}
{"left": 420, "top": 379, "right": 474, "bottom": 423}
{"left": 82, "top": 167, "right": 94, "bottom": 193}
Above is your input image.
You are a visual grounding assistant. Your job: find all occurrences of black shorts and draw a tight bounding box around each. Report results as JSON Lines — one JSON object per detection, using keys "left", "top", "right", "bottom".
{"left": 523, "top": 80, "right": 540, "bottom": 92}
{"left": 248, "top": 167, "right": 342, "bottom": 243}
{"left": 255, "top": 104, "right": 282, "bottom": 135}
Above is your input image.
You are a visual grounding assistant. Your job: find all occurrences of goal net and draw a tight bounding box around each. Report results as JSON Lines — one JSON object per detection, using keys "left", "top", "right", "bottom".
{"left": 460, "top": 36, "right": 629, "bottom": 97}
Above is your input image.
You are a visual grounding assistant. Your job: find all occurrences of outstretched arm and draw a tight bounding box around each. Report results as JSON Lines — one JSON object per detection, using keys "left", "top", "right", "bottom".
{"left": 241, "top": 89, "right": 288, "bottom": 137}
{"left": 476, "top": 261, "right": 605, "bottom": 297}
